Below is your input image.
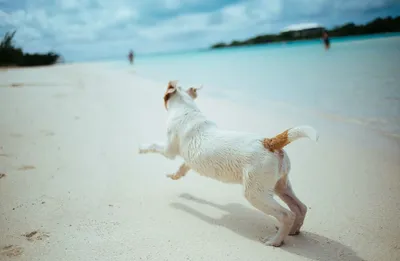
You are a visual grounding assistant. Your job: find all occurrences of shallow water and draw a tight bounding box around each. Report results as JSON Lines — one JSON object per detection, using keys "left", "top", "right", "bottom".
{"left": 110, "top": 34, "right": 400, "bottom": 139}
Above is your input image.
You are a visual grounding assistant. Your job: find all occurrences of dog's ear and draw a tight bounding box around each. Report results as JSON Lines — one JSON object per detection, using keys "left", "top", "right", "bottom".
{"left": 164, "top": 80, "right": 178, "bottom": 109}
{"left": 187, "top": 85, "right": 203, "bottom": 99}
{"left": 167, "top": 80, "right": 178, "bottom": 93}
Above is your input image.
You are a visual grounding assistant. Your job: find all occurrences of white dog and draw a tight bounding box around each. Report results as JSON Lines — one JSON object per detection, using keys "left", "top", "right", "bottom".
{"left": 139, "top": 80, "right": 319, "bottom": 247}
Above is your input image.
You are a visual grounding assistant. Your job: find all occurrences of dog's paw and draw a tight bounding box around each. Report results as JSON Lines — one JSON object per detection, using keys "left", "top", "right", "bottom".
{"left": 288, "top": 221, "right": 303, "bottom": 236}
{"left": 138, "top": 144, "right": 151, "bottom": 154}
{"left": 166, "top": 173, "right": 180, "bottom": 180}
{"left": 289, "top": 225, "right": 301, "bottom": 236}
{"left": 138, "top": 145, "right": 144, "bottom": 154}
{"left": 260, "top": 236, "right": 284, "bottom": 247}
{"left": 289, "top": 230, "right": 301, "bottom": 236}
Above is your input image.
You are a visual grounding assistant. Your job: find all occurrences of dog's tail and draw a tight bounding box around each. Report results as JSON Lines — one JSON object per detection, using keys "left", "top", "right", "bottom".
{"left": 263, "top": 125, "right": 319, "bottom": 152}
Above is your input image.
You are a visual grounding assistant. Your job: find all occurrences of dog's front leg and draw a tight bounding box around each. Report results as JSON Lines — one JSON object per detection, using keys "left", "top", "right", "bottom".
{"left": 139, "top": 130, "right": 179, "bottom": 159}
{"left": 167, "top": 163, "right": 190, "bottom": 180}
{"left": 138, "top": 142, "right": 177, "bottom": 159}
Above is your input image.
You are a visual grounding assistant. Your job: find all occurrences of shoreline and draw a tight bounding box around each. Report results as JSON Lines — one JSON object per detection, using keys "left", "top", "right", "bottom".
{"left": 3, "top": 62, "right": 399, "bottom": 143}
{"left": 111, "top": 62, "right": 400, "bottom": 144}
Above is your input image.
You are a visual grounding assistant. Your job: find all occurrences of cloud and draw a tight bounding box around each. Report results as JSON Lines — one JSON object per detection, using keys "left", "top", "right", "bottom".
{"left": 281, "top": 22, "right": 323, "bottom": 32}
{"left": 0, "top": 0, "right": 399, "bottom": 61}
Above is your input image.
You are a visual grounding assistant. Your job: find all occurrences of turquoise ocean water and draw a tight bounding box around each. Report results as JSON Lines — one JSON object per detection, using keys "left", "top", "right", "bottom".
{"left": 110, "top": 33, "right": 400, "bottom": 138}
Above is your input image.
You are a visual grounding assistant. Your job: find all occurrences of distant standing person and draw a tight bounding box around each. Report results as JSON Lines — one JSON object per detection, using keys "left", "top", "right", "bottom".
{"left": 128, "top": 50, "right": 134, "bottom": 65}
{"left": 322, "top": 31, "right": 330, "bottom": 50}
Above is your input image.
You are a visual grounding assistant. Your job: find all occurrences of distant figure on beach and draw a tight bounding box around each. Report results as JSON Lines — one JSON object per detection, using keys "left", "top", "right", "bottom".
{"left": 322, "top": 31, "right": 330, "bottom": 50}
{"left": 128, "top": 50, "right": 134, "bottom": 65}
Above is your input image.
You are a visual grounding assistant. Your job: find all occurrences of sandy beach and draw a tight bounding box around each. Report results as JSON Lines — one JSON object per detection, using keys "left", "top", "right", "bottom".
{"left": 1, "top": 64, "right": 399, "bottom": 261}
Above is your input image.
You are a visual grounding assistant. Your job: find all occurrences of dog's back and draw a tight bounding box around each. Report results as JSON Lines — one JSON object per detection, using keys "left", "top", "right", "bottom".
{"left": 179, "top": 124, "right": 281, "bottom": 184}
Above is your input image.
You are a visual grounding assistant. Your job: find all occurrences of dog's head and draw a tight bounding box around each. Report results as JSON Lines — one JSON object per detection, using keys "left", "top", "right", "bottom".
{"left": 163, "top": 80, "right": 203, "bottom": 110}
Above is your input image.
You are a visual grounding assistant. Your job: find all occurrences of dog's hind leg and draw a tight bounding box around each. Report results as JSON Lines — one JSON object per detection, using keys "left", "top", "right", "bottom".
{"left": 244, "top": 174, "right": 295, "bottom": 247}
{"left": 274, "top": 176, "right": 307, "bottom": 235}
{"left": 167, "top": 163, "right": 190, "bottom": 180}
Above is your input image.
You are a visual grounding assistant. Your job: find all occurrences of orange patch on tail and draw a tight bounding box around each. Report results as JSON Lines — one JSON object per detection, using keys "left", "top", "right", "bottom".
{"left": 263, "top": 129, "right": 290, "bottom": 152}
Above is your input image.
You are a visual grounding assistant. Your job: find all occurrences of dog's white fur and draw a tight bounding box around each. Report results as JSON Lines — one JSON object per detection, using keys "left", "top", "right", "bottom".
{"left": 139, "top": 81, "right": 319, "bottom": 247}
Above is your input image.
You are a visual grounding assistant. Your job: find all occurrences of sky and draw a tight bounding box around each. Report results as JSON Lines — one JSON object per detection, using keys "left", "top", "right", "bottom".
{"left": 1, "top": 0, "right": 399, "bottom": 61}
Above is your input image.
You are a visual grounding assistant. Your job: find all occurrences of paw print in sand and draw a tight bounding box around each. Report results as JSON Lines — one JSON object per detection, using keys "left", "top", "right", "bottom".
{"left": 1, "top": 245, "right": 23, "bottom": 257}
{"left": 23, "top": 230, "right": 49, "bottom": 242}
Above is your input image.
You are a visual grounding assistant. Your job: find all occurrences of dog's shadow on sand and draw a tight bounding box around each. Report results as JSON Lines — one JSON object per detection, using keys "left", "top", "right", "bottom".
{"left": 170, "top": 193, "right": 365, "bottom": 261}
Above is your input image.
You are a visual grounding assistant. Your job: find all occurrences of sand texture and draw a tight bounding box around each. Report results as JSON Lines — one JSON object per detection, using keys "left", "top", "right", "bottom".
{"left": 0, "top": 64, "right": 399, "bottom": 261}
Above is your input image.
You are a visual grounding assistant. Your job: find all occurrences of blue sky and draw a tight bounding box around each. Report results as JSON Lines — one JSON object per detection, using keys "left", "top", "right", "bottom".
{"left": 1, "top": 0, "right": 399, "bottom": 61}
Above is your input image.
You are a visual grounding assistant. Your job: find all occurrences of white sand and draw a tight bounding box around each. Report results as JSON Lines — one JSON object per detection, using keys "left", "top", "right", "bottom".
{"left": 1, "top": 64, "right": 399, "bottom": 261}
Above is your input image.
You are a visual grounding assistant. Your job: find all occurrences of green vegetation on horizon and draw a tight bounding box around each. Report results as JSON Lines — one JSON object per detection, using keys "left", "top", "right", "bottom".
{"left": 210, "top": 16, "right": 400, "bottom": 49}
{"left": 0, "top": 30, "right": 62, "bottom": 67}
